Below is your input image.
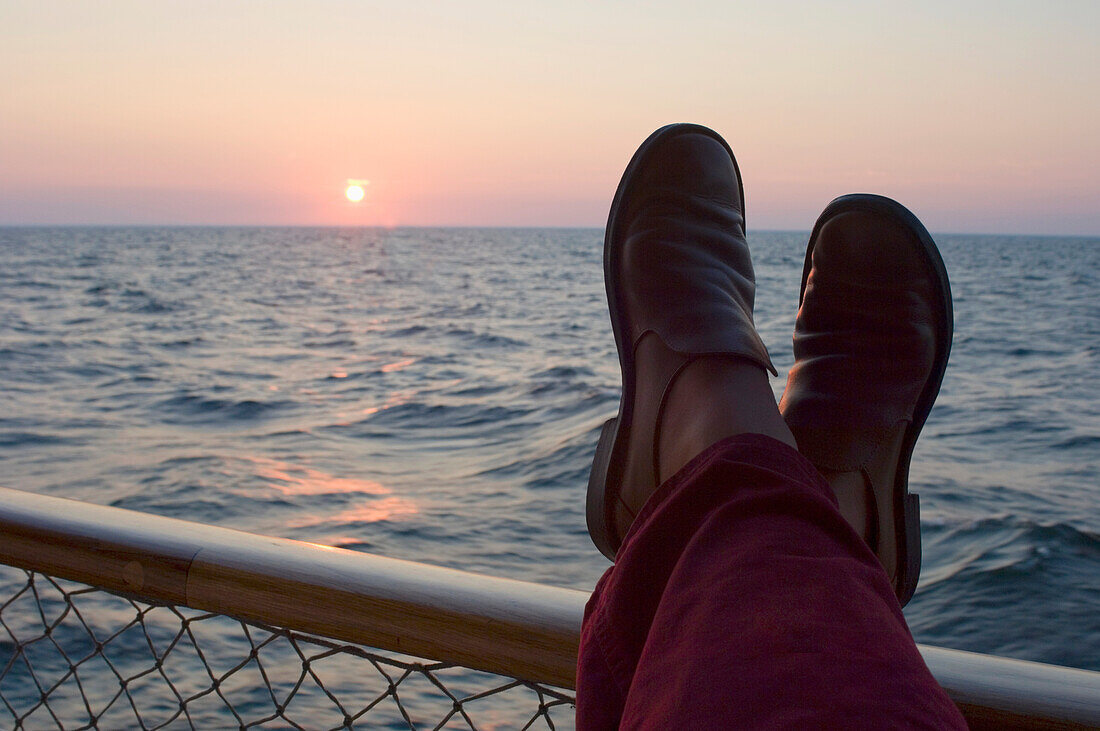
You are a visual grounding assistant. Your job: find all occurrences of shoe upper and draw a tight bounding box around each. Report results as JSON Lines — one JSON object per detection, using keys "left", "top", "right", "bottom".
{"left": 611, "top": 132, "right": 775, "bottom": 374}
{"left": 780, "top": 209, "right": 940, "bottom": 471}
{"left": 594, "top": 126, "right": 777, "bottom": 558}
{"left": 780, "top": 200, "right": 950, "bottom": 604}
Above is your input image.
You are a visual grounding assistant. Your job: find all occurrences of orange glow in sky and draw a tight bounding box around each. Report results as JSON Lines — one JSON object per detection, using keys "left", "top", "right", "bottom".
{"left": 1, "top": 3, "right": 1097, "bottom": 234}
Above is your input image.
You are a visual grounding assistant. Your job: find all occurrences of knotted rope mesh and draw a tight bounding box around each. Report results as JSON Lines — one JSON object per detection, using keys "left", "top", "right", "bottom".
{"left": 0, "top": 567, "right": 575, "bottom": 729}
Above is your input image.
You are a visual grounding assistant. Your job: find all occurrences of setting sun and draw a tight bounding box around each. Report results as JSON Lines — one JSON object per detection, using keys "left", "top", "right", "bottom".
{"left": 344, "top": 178, "right": 369, "bottom": 203}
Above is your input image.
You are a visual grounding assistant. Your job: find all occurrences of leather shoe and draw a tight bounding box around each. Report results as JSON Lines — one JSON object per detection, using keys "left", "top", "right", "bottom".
{"left": 779, "top": 194, "right": 953, "bottom": 605}
{"left": 587, "top": 123, "right": 776, "bottom": 560}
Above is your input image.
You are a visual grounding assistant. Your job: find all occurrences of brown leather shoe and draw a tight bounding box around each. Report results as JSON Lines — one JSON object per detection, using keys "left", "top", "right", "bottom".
{"left": 587, "top": 123, "right": 776, "bottom": 560}
{"left": 779, "top": 194, "right": 953, "bottom": 605}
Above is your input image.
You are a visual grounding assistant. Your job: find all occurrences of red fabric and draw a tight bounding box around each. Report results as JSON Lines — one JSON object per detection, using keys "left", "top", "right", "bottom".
{"left": 576, "top": 434, "right": 966, "bottom": 729}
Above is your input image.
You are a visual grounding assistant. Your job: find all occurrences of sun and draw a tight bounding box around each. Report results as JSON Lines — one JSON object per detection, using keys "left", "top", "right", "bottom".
{"left": 344, "top": 178, "right": 369, "bottom": 203}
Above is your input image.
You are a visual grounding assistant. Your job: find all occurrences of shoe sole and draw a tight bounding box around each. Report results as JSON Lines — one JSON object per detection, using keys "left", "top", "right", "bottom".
{"left": 586, "top": 123, "right": 745, "bottom": 560}
{"left": 801, "top": 194, "right": 954, "bottom": 604}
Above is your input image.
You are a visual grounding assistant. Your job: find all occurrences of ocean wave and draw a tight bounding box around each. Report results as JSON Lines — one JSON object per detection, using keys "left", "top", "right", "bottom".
{"left": 911, "top": 516, "right": 1100, "bottom": 670}
{"left": 475, "top": 432, "right": 597, "bottom": 490}
{"left": 359, "top": 401, "right": 532, "bottom": 430}
{"left": 0, "top": 431, "right": 77, "bottom": 448}
{"left": 155, "top": 393, "right": 293, "bottom": 424}
{"left": 8, "top": 278, "right": 59, "bottom": 289}
{"left": 157, "top": 337, "right": 204, "bottom": 349}
{"left": 531, "top": 365, "right": 596, "bottom": 379}
{"left": 1050, "top": 434, "right": 1100, "bottom": 450}
{"left": 442, "top": 327, "right": 527, "bottom": 349}
{"left": 387, "top": 325, "right": 429, "bottom": 337}
{"left": 426, "top": 303, "right": 487, "bottom": 318}
{"left": 303, "top": 337, "right": 357, "bottom": 348}
{"left": 448, "top": 384, "right": 508, "bottom": 397}
{"left": 922, "top": 516, "right": 1099, "bottom": 586}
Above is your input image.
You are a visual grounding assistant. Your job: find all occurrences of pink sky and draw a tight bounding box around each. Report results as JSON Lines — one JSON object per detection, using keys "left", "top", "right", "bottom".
{"left": 2, "top": 2, "right": 1097, "bottom": 234}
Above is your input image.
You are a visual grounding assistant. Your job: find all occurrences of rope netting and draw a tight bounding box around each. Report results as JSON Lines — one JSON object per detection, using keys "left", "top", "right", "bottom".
{"left": 0, "top": 566, "right": 575, "bottom": 730}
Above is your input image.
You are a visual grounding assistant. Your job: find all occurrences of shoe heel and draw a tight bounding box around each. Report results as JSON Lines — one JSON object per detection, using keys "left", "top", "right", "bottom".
{"left": 898, "top": 493, "right": 922, "bottom": 605}
{"left": 586, "top": 417, "right": 621, "bottom": 560}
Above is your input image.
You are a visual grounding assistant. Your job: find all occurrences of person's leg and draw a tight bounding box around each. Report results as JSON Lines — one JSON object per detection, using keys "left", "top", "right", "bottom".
{"left": 578, "top": 124, "right": 963, "bottom": 728}
{"left": 578, "top": 436, "right": 964, "bottom": 729}
{"left": 579, "top": 346, "right": 960, "bottom": 728}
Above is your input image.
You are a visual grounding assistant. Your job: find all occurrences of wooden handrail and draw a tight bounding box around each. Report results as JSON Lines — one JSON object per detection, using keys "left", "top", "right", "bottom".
{"left": 0, "top": 485, "right": 585, "bottom": 688}
{"left": 1, "top": 485, "right": 1098, "bottom": 727}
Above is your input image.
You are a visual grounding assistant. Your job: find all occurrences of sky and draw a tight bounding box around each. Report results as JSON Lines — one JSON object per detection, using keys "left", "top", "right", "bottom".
{"left": 1, "top": 1, "right": 1097, "bottom": 234}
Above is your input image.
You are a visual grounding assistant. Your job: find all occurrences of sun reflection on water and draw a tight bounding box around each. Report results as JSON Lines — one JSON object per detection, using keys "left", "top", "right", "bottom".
{"left": 360, "top": 387, "right": 417, "bottom": 417}
{"left": 240, "top": 456, "right": 419, "bottom": 536}
{"left": 380, "top": 357, "right": 416, "bottom": 373}
{"left": 246, "top": 456, "right": 390, "bottom": 495}
{"left": 288, "top": 498, "right": 418, "bottom": 528}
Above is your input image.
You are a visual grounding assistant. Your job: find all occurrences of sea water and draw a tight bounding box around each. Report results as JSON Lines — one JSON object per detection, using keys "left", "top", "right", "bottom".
{"left": 1, "top": 227, "right": 1097, "bottom": 682}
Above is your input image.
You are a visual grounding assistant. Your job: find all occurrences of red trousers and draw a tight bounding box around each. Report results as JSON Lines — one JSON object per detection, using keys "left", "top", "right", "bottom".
{"left": 576, "top": 435, "right": 966, "bottom": 729}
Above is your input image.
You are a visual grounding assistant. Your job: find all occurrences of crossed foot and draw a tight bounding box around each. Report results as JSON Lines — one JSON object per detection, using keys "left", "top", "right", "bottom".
{"left": 586, "top": 124, "right": 953, "bottom": 605}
